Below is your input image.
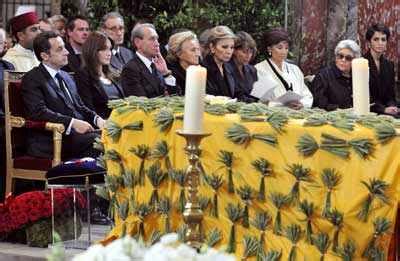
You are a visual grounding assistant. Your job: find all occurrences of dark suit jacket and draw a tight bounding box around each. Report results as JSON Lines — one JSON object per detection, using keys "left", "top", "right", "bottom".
{"left": 229, "top": 59, "right": 258, "bottom": 103}
{"left": 62, "top": 42, "right": 81, "bottom": 73}
{"left": 75, "top": 68, "right": 124, "bottom": 119}
{"left": 121, "top": 53, "right": 181, "bottom": 98}
{"left": 364, "top": 52, "right": 397, "bottom": 114}
{"left": 21, "top": 64, "right": 98, "bottom": 157}
{"left": 110, "top": 46, "right": 133, "bottom": 72}
{"left": 202, "top": 55, "right": 242, "bottom": 99}
{"left": 168, "top": 61, "right": 186, "bottom": 95}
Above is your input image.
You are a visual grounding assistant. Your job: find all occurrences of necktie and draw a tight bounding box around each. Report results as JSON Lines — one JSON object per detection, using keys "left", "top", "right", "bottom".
{"left": 150, "top": 63, "right": 158, "bottom": 76}
{"left": 55, "top": 73, "right": 73, "bottom": 104}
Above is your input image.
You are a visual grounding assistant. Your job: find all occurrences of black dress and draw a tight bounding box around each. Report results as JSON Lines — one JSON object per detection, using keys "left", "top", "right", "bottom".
{"left": 364, "top": 51, "right": 397, "bottom": 114}
{"left": 168, "top": 61, "right": 187, "bottom": 95}
{"left": 229, "top": 59, "right": 258, "bottom": 103}
{"left": 311, "top": 65, "right": 353, "bottom": 111}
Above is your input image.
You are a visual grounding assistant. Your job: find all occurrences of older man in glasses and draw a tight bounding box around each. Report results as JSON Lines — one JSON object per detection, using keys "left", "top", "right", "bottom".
{"left": 311, "top": 39, "right": 361, "bottom": 111}
{"left": 101, "top": 12, "right": 133, "bottom": 72}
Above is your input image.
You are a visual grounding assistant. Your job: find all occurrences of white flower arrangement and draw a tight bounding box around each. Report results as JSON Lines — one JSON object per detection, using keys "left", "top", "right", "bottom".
{"left": 72, "top": 233, "right": 235, "bottom": 261}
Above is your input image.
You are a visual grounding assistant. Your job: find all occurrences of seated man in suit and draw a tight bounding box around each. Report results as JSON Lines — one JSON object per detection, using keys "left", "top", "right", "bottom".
{"left": 21, "top": 31, "right": 105, "bottom": 160}
{"left": 100, "top": 12, "right": 133, "bottom": 72}
{"left": 121, "top": 23, "right": 181, "bottom": 98}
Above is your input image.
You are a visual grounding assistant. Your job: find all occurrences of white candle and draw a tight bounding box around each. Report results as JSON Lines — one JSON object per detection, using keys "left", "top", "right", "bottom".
{"left": 183, "top": 65, "right": 207, "bottom": 133}
{"left": 352, "top": 58, "right": 370, "bottom": 115}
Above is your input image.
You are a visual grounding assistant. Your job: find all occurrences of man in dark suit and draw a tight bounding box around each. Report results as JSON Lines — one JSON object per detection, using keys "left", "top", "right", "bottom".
{"left": 21, "top": 31, "right": 105, "bottom": 159}
{"left": 100, "top": 12, "right": 133, "bottom": 72}
{"left": 62, "top": 16, "right": 90, "bottom": 73}
{"left": 121, "top": 23, "right": 181, "bottom": 98}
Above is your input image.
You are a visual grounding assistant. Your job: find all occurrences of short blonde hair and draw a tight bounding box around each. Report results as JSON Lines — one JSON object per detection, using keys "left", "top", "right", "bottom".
{"left": 207, "top": 25, "right": 236, "bottom": 48}
{"left": 167, "top": 31, "right": 197, "bottom": 62}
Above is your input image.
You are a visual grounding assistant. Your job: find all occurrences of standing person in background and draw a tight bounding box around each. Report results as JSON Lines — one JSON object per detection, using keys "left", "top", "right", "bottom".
{"left": 254, "top": 28, "right": 313, "bottom": 109}
{"left": 101, "top": 12, "right": 133, "bottom": 72}
{"left": 229, "top": 31, "right": 258, "bottom": 102}
{"left": 38, "top": 18, "right": 53, "bottom": 32}
{"left": 363, "top": 23, "right": 398, "bottom": 117}
{"left": 62, "top": 16, "right": 90, "bottom": 73}
{"left": 3, "top": 12, "right": 41, "bottom": 72}
{"left": 75, "top": 32, "right": 124, "bottom": 119}
{"left": 166, "top": 30, "right": 201, "bottom": 94}
{"left": 202, "top": 26, "right": 243, "bottom": 99}
{"left": 49, "top": 14, "right": 67, "bottom": 38}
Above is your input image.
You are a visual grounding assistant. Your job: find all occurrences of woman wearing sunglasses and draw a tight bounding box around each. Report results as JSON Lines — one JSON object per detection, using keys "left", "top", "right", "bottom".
{"left": 364, "top": 24, "right": 398, "bottom": 116}
{"left": 311, "top": 39, "right": 361, "bottom": 111}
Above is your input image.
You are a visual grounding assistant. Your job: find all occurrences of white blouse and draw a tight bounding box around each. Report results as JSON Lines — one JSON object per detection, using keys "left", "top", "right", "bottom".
{"left": 254, "top": 59, "right": 313, "bottom": 108}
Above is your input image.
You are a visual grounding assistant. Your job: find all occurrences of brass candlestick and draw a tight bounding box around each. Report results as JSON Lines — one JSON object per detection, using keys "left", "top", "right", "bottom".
{"left": 177, "top": 130, "right": 211, "bottom": 250}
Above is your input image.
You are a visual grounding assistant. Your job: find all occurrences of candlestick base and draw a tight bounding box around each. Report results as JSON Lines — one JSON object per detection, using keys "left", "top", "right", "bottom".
{"left": 176, "top": 130, "right": 211, "bottom": 250}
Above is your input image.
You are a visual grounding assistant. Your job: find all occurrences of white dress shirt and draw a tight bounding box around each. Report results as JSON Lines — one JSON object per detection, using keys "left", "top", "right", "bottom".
{"left": 136, "top": 51, "right": 176, "bottom": 86}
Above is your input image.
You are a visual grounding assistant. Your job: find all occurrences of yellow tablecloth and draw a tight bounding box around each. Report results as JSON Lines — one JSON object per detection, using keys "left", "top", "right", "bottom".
{"left": 102, "top": 109, "right": 400, "bottom": 260}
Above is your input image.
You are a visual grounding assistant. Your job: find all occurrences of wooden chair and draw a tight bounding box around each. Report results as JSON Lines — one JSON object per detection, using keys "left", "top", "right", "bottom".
{"left": 4, "top": 70, "right": 65, "bottom": 196}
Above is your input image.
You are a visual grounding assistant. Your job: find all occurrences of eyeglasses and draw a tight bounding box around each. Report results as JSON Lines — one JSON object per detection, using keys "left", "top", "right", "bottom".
{"left": 105, "top": 26, "right": 124, "bottom": 32}
{"left": 336, "top": 53, "right": 354, "bottom": 62}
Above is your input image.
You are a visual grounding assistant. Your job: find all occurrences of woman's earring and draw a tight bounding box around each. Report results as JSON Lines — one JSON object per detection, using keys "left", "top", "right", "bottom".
{"left": 268, "top": 51, "right": 272, "bottom": 56}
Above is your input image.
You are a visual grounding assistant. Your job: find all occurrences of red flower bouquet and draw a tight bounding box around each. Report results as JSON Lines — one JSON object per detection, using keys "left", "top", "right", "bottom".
{"left": 0, "top": 189, "right": 86, "bottom": 247}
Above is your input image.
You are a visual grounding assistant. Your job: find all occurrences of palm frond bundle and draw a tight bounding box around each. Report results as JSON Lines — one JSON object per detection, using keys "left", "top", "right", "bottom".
{"left": 270, "top": 192, "right": 290, "bottom": 235}
{"left": 225, "top": 123, "right": 277, "bottom": 147}
{"left": 205, "top": 103, "right": 229, "bottom": 115}
{"left": 206, "top": 228, "right": 222, "bottom": 247}
{"left": 153, "top": 107, "right": 182, "bottom": 132}
{"left": 238, "top": 103, "right": 267, "bottom": 118}
{"left": 266, "top": 112, "right": 288, "bottom": 133}
{"left": 296, "top": 133, "right": 319, "bottom": 157}
{"left": 325, "top": 208, "right": 344, "bottom": 253}
{"left": 117, "top": 199, "right": 129, "bottom": 236}
{"left": 252, "top": 158, "right": 273, "bottom": 201}
{"left": 242, "top": 235, "right": 259, "bottom": 260}
{"left": 96, "top": 154, "right": 107, "bottom": 169}
{"left": 135, "top": 203, "right": 152, "bottom": 239}
{"left": 320, "top": 133, "right": 350, "bottom": 159}
{"left": 285, "top": 224, "right": 302, "bottom": 261}
{"left": 312, "top": 232, "right": 330, "bottom": 261}
{"left": 251, "top": 211, "right": 272, "bottom": 247}
{"left": 304, "top": 114, "right": 328, "bottom": 126}
{"left": 330, "top": 118, "right": 355, "bottom": 131}
{"left": 299, "top": 200, "right": 316, "bottom": 243}
{"left": 146, "top": 162, "right": 167, "bottom": 208}
{"left": 348, "top": 138, "right": 375, "bottom": 159}
{"left": 105, "top": 120, "right": 123, "bottom": 143}
{"left": 320, "top": 168, "right": 342, "bottom": 217}
{"left": 170, "top": 169, "right": 186, "bottom": 213}
{"left": 362, "top": 217, "right": 391, "bottom": 259}
{"left": 93, "top": 137, "right": 104, "bottom": 152}
{"left": 357, "top": 179, "right": 389, "bottom": 222}
{"left": 204, "top": 173, "right": 224, "bottom": 218}
{"left": 286, "top": 163, "right": 313, "bottom": 204}
{"left": 218, "top": 150, "right": 235, "bottom": 193}
{"left": 104, "top": 149, "right": 122, "bottom": 162}
{"left": 226, "top": 101, "right": 246, "bottom": 113}
{"left": 199, "top": 196, "right": 210, "bottom": 212}
{"left": 237, "top": 185, "right": 254, "bottom": 228}
{"left": 336, "top": 240, "right": 356, "bottom": 261}
{"left": 129, "top": 144, "right": 151, "bottom": 186}
{"left": 257, "top": 250, "right": 282, "bottom": 261}
{"left": 225, "top": 203, "right": 242, "bottom": 253}
{"left": 151, "top": 140, "right": 172, "bottom": 172}
{"left": 374, "top": 122, "right": 398, "bottom": 144}
{"left": 158, "top": 197, "right": 171, "bottom": 233}
{"left": 148, "top": 230, "right": 162, "bottom": 246}
{"left": 104, "top": 174, "right": 120, "bottom": 193}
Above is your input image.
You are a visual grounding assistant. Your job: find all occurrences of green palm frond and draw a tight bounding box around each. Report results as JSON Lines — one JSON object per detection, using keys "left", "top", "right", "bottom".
{"left": 299, "top": 200, "right": 315, "bottom": 243}
{"left": 242, "top": 235, "right": 259, "bottom": 259}
{"left": 252, "top": 211, "right": 272, "bottom": 247}
{"left": 225, "top": 203, "right": 242, "bottom": 253}
{"left": 374, "top": 122, "right": 398, "bottom": 144}
{"left": 312, "top": 232, "right": 330, "bottom": 261}
{"left": 153, "top": 107, "right": 180, "bottom": 132}
{"left": 348, "top": 138, "right": 375, "bottom": 159}
{"left": 325, "top": 208, "right": 344, "bottom": 253}
{"left": 252, "top": 158, "right": 273, "bottom": 201}
{"left": 95, "top": 186, "right": 110, "bottom": 201}
{"left": 225, "top": 123, "right": 252, "bottom": 146}
{"left": 205, "top": 173, "right": 224, "bottom": 218}
{"left": 304, "top": 114, "right": 328, "bottom": 126}
{"left": 218, "top": 150, "right": 235, "bottom": 193}
{"left": 337, "top": 240, "right": 356, "bottom": 261}
{"left": 226, "top": 101, "right": 246, "bottom": 113}
{"left": 257, "top": 250, "right": 282, "bottom": 261}
{"left": 205, "top": 103, "right": 229, "bottom": 115}
{"left": 320, "top": 133, "right": 350, "bottom": 159}
{"left": 238, "top": 103, "right": 268, "bottom": 118}
{"left": 199, "top": 196, "right": 210, "bottom": 211}
{"left": 252, "top": 133, "right": 278, "bottom": 147}
{"left": 357, "top": 179, "right": 390, "bottom": 222}
{"left": 146, "top": 162, "right": 167, "bottom": 207}
{"left": 285, "top": 224, "right": 302, "bottom": 261}
{"left": 321, "top": 168, "right": 342, "bottom": 217}
{"left": 170, "top": 169, "right": 186, "bottom": 212}
{"left": 296, "top": 133, "right": 319, "bottom": 157}
{"left": 135, "top": 203, "right": 152, "bottom": 219}
{"left": 266, "top": 112, "right": 288, "bottom": 133}
{"left": 158, "top": 197, "right": 171, "bottom": 233}
{"left": 286, "top": 163, "right": 313, "bottom": 203}
{"left": 122, "top": 169, "right": 136, "bottom": 188}
{"left": 93, "top": 137, "right": 104, "bottom": 152}
{"left": 237, "top": 185, "right": 254, "bottom": 228}
{"left": 151, "top": 140, "right": 172, "bottom": 171}
{"left": 148, "top": 230, "right": 162, "bottom": 246}
{"left": 129, "top": 144, "right": 151, "bottom": 186}
{"left": 206, "top": 228, "right": 222, "bottom": 247}
{"left": 117, "top": 199, "right": 129, "bottom": 221}
{"left": 270, "top": 192, "right": 290, "bottom": 235}
{"left": 123, "top": 120, "right": 143, "bottom": 131}
{"left": 362, "top": 217, "right": 392, "bottom": 259}
{"left": 104, "top": 149, "right": 122, "bottom": 162}
{"left": 104, "top": 175, "right": 120, "bottom": 193}
{"left": 96, "top": 154, "right": 107, "bottom": 169}
{"left": 330, "top": 118, "right": 355, "bottom": 131}
{"left": 105, "top": 120, "right": 123, "bottom": 143}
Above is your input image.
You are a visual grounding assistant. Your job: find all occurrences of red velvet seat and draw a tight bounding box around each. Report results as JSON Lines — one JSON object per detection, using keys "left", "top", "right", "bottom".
{"left": 4, "top": 71, "right": 65, "bottom": 196}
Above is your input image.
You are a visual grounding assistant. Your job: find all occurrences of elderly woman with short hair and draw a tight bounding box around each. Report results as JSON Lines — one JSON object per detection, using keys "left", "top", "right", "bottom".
{"left": 166, "top": 30, "right": 201, "bottom": 95}
{"left": 311, "top": 39, "right": 361, "bottom": 111}
{"left": 254, "top": 28, "right": 313, "bottom": 109}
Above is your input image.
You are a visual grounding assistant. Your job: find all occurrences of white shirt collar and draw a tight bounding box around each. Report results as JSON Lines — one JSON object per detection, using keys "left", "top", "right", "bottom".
{"left": 112, "top": 46, "right": 120, "bottom": 55}
{"left": 42, "top": 63, "right": 60, "bottom": 79}
{"left": 136, "top": 51, "right": 153, "bottom": 73}
{"left": 15, "top": 43, "right": 35, "bottom": 54}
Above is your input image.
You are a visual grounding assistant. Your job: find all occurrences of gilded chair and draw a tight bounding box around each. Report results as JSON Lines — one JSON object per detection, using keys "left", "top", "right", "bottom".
{"left": 4, "top": 70, "right": 65, "bottom": 195}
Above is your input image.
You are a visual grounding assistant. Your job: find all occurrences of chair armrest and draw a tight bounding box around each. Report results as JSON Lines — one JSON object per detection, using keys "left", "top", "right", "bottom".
{"left": 10, "top": 116, "right": 64, "bottom": 166}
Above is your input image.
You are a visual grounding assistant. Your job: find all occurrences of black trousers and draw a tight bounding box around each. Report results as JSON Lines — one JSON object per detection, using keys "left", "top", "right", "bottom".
{"left": 62, "top": 131, "right": 101, "bottom": 160}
